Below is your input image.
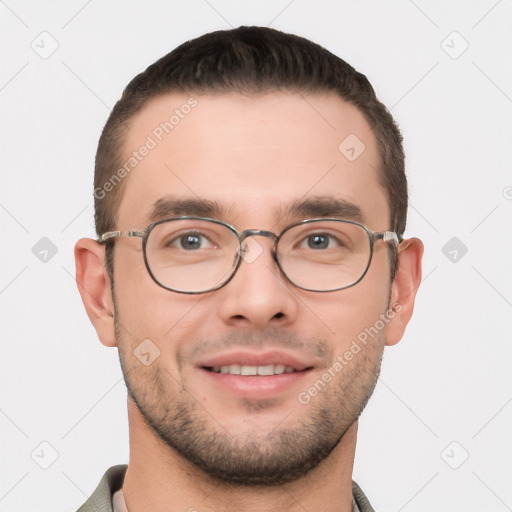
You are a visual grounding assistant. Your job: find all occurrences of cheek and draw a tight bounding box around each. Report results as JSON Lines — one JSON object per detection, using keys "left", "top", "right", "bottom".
{"left": 113, "top": 247, "right": 177, "bottom": 341}
{"left": 305, "top": 254, "right": 391, "bottom": 348}
{"left": 113, "top": 249, "right": 217, "bottom": 353}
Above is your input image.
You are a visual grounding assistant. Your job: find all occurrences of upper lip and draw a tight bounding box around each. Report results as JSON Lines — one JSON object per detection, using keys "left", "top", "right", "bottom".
{"left": 198, "top": 350, "right": 313, "bottom": 371}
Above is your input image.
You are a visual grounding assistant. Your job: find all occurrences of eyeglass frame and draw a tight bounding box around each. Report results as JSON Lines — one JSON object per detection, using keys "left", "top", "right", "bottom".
{"left": 97, "top": 216, "right": 402, "bottom": 294}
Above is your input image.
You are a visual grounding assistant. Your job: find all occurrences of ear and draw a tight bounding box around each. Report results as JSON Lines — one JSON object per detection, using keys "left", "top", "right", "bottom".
{"left": 385, "top": 237, "right": 424, "bottom": 346}
{"left": 74, "top": 238, "right": 117, "bottom": 347}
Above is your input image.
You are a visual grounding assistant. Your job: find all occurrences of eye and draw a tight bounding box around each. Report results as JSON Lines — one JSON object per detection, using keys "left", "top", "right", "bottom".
{"left": 168, "top": 232, "right": 216, "bottom": 250}
{"left": 300, "top": 233, "right": 341, "bottom": 250}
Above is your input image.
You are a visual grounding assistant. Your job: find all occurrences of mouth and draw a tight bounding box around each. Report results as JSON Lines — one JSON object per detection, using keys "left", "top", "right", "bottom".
{"left": 197, "top": 351, "right": 314, "bottom": 400}
{"left": 203, "top": 364, "right": 310, "bottom": 375}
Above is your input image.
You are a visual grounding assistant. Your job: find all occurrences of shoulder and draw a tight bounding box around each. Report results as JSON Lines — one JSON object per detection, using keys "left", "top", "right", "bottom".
{"left": 76, "top": 465, "right": 128, "bottom": 512}
{"left": 352, "top": 480, "right": 376, "bottom": 512}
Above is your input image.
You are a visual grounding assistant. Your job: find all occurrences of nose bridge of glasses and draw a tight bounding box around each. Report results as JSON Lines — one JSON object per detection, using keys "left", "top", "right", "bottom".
{"left": 238, "top": 229, "right": 277, "bottom": 244}
{"left": 236, "top": 229, "right": 278, "bottom": 265}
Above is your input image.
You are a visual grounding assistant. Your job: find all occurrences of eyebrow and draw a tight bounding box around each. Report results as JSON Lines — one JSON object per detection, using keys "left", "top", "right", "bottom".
{"left": 147, "top": 196, "right": 365, "bottom": 225}
{"left": 277, "top": 196, "right": 366, "bottom": 224}
{"left": 148, "top": 197, "right": 227, "bottom": 222}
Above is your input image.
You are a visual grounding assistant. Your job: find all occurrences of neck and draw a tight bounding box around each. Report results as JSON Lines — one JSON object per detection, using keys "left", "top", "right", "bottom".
{"left": 122, "top": 398, "right": 357, "bottom": 512}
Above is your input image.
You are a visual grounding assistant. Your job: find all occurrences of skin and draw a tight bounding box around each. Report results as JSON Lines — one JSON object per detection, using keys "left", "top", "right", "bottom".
{"left": 75, "top": 91, "right": 423, "bottom": 512}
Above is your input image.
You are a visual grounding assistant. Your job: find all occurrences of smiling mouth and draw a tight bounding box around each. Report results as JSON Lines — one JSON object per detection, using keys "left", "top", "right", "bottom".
{"left": 203, "top": 364, "right": 313, "bottom": 376}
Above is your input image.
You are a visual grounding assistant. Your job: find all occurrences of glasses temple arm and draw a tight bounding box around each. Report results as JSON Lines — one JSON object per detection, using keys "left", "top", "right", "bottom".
{"left": 375, "top": 231, "right": 403, "bottom": 244}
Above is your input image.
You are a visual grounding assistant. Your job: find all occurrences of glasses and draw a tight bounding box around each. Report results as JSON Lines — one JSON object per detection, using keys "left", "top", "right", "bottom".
{"left": 98, "top": 217, "right": 401, "bottom": 294}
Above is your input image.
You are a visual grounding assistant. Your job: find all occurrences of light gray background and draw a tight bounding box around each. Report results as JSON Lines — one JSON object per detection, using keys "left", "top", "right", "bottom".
{"left": 1, "top": 1, "right": 511, "bottom": 511}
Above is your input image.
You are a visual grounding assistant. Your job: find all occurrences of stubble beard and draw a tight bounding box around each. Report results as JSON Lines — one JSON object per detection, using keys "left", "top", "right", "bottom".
{"left": 115, "top": 315, "right": 385, "bottom": 487}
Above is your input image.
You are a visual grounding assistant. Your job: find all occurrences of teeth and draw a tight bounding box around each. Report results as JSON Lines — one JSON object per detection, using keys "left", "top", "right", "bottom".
{"left": 229, "top": 364, "right": 241, "bottom": 374}
{"left": 210, "top": 364, "right": 298, "bottom": 375}
{"left": 257, "top": 365, "right": 274, "bottom": 376}
{"left": 241, "top": 365, "right": 258, "bottom": 376}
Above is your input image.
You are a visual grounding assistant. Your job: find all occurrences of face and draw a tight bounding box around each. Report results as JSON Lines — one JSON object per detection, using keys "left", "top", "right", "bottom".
{"left": 111, "top": 91, "right": 394, "bottom": 485}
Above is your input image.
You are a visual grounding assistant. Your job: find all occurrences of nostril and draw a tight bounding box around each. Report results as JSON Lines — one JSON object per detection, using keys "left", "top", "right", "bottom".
{"left": 273, "top": 312, "right": 285, "bottom": 319}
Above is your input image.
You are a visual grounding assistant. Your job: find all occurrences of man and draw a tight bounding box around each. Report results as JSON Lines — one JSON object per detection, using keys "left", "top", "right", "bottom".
{"left": 75, "top": 26, "right": 423, "bottom": 512}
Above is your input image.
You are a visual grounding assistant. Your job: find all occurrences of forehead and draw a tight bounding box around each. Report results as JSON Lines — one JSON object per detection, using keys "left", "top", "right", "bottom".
{"left": 117, "top": 91, "right": 389, "bottom": 229}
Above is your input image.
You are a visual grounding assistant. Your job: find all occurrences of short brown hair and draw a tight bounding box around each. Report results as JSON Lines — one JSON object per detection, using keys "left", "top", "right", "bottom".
{"left": 95, "top": 26, "right": 407, "bottom": 282}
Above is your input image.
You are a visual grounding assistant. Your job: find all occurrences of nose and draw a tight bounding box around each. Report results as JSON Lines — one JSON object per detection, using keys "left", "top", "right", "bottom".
{"left": 217, "top": 235, "right": 299, "bottom": 329}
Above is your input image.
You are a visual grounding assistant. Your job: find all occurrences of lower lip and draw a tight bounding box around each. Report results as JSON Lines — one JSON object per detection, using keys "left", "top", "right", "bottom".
{"left": 201, "top": 368, "right": 311, "bottom": 400}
